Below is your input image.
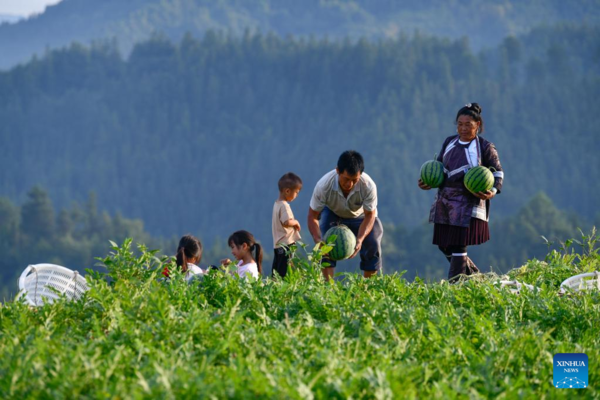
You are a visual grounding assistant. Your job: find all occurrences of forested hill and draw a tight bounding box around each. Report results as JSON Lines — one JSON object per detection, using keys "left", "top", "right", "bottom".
{"left": 1, "top": 0, "right": 600, "bottom": 69}
{"left": 0, "top": 24, "right": 598, "bottom": 246}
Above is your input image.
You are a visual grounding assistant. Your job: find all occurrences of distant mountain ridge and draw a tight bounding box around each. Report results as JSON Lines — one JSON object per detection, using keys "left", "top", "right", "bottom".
{"left": 1, "top": 0, "right": 599, "bottom": 70}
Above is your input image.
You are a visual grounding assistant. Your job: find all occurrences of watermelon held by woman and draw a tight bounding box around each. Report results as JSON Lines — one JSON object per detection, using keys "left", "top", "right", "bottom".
{"left": 464, "top": 166, "right": 495, "bottom": 194}
{"left": 323, "top": 224, "right": 356, "bottom": 261}
{"left": 420, "top": 154, "right": 445, "bottom": 188}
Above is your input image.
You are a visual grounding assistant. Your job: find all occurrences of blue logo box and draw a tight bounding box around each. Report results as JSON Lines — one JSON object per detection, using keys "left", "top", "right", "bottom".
{"left": 554, "top": 353, "right": 588, "bottom": 389}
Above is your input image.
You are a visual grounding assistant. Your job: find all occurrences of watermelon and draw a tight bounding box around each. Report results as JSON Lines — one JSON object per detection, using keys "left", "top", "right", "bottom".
{"left": 420, "top": 155, "right": 445, "bottom": 188}
{"left": 323, "top": 225, "right": 356, "bottom": 261}
{"left": 464, "top": 166, "right": 494, "bottom": 193}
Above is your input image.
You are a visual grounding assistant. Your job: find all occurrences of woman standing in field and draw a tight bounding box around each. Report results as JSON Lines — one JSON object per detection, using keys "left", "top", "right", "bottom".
{"left": 418, "top": 103, "right": 504, "bottom": 281}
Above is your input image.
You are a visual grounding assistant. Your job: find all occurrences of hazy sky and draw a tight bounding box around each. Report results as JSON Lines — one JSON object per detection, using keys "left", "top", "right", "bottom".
{"left": 0, "top": 0, "right": 62, "bottom": 16}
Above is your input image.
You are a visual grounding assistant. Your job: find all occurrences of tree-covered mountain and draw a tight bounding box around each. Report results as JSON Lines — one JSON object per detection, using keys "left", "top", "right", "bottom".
{"left": 1, "top": 24, "right": 598, "bottom": 251}
{"left": 1, "top": 0, "right": 599, "bottom": 69}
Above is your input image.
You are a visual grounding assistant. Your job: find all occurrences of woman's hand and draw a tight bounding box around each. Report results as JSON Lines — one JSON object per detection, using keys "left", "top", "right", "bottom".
{"left": 220, "top": 258, "right": 232, "bottom": 266}
{"left": 418, "top": 179, "right": 432, "bottom": 190}
{"left": 473, "top": 190, "right": 495, "bottom": 200}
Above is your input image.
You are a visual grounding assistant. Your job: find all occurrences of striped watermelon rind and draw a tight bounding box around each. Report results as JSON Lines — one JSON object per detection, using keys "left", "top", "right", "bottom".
{"left": 464, "top": 166, "right": 494, "bottom": 193}
{"left": 323, "top": 225, "right": 357, "bottom": 261}
{"left": 420, "top": 159, "right": 445, "bottom": 188}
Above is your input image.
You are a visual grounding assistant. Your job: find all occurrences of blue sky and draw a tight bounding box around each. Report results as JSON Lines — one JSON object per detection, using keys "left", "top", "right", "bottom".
{"left": 0, "top": 0, "right": 62, "bottom": 16}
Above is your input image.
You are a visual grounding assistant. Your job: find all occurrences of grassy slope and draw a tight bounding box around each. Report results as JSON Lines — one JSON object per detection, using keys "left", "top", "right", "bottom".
{"left": 0, "top": 236, "right": 598, "bottom": 398}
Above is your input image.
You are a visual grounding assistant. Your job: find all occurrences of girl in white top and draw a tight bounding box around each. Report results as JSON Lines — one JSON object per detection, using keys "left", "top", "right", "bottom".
{"left": 220, "top": 230, "right": 262, "bottom": 279}
{"left": 163, "top": 234, "right": 205, "bottom": 281}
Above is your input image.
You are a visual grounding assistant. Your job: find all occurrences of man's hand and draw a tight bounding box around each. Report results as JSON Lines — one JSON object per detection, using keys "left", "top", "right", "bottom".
{"left": 351, "top": 210, "right": 375, "bottom": 258}
{"left": 349, "top": 239, "right": 363, "bottom": 258}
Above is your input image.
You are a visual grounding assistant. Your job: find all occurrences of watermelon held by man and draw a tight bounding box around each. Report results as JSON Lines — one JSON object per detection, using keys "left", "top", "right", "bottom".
{"left": 323, "top": 224, "right": 357, "bottom": 261}
{"left": 464, "top": 166, "right": 495, "bottom": 194}
{"left": 420, "top": 155, "right": 445, "bottom": 188}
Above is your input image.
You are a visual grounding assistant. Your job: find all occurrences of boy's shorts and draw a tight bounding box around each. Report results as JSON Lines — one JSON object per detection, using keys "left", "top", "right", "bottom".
{"left": 272, "top": 243, "right": 295, "bottom": 278}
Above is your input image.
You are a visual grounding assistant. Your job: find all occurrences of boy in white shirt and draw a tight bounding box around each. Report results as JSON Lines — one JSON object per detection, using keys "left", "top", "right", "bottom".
{"left": 271, "top": 172, "right": 302, "bottom": 278}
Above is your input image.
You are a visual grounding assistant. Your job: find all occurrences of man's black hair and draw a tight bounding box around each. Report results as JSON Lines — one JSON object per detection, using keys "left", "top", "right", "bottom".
{"left": 337, "top": 150, "right": 364, "bottom": 175}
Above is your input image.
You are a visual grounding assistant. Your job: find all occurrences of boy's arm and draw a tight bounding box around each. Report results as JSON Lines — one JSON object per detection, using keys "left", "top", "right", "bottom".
{"left": 280, "top": 203, "right": 301, "bottom": 231}
{"left": 283, "top": 218, "right": 301, "bottom": 231}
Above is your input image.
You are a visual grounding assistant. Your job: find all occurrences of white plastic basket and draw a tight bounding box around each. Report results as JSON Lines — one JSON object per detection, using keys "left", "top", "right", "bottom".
{"left": 16, "top": 264, "right": 89, "bottom": 306}
{"left": 497, "top": 280, "right": 535, "bottom": 295}
{"left": 559, "top": 272, "right": 600, "bottom": 295}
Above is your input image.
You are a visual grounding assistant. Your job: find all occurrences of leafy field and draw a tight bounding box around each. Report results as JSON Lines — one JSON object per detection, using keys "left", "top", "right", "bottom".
{"left": 1, "top": 233, "right": 599, "bottom": 399}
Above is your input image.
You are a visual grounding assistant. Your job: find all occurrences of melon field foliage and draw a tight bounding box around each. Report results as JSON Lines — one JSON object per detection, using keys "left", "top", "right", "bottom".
{"left": 1, "top": 233, "right": 599, "bottom": 399}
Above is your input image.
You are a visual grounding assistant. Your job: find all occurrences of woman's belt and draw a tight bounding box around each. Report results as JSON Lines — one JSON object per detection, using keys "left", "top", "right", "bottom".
{"left": 442, "top": 181, "right": 465, "bottom": 188}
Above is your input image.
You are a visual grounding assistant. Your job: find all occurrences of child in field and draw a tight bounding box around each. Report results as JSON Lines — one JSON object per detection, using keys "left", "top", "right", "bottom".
{"left": 271, "top": 172, "right": 302, "bottom": 278}
{"left": 220, "top": 230, "right": 262, "bottom": 279}
{"left": 162, "top": 235, "right": 204, "bottom": 281}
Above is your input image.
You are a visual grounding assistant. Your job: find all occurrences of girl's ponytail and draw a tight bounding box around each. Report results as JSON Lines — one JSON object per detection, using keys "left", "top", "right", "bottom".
{"left": 176, "top": 235, "right": 202, "bottom": 274}
{"left": 176, "top": 246, "right": 188, "bottom": 273}
{"left": 254, "top": 242, "right": 263, "bottom": 275}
